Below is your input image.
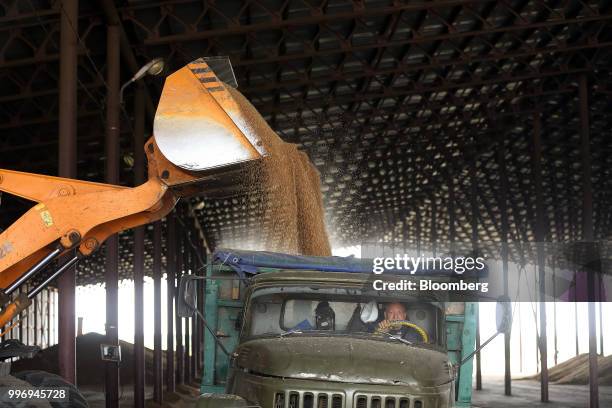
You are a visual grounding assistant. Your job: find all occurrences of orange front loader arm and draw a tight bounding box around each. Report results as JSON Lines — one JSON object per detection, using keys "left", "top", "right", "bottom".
{"left": 0, "top": 58, "right": 268, "bottom": 331}
{"left": 0, "top": 172, "right": 170, "bottom": 286}
{"left": 0, "top": 137, "right": 182, "bottom": 329}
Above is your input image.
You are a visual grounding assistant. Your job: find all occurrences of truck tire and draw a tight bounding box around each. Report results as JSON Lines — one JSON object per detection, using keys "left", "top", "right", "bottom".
{"left": 0, "top": 374, "right": 52, "bottom": 408}
{"left": 13, "top": 370, "right": 89, "bottom": 408}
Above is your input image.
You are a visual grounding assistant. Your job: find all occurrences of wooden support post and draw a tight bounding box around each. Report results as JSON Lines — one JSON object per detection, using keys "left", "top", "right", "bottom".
{"left": 133, "top": 83, "right": 146, "bottom": 408}
{"left": 447, "top": 159, "right": 456, "bottom": 254}
{"left": 153, "top": 220, "right": 163, "bottom": 403}
{"left": 497, "top": 142, "right": 511, "bottom": 396}
{"left": 575, "top": 275, "right": 579, "bottom": 356}
{"left": 166, "top": 213, "right": 176, "bottom": 393}
{"left": 431, "top": 197, "right": 437, "bottom": 256}
{"left": 469, "top": 153, "right": 482, "bottom": 390}
{"left": 415, "top": 207, "right": 422, "bottom": 255}
{"left": 33, "top": 291, "right": 38, "bottom": 345}
{"left": 47, "top": 291, "right": 50, "bottom": 344}
{"left": 19, "top": 287, "right": 24, "bottom": 342}
{"left": 579, "top": 74, "right": 599, "bottom": 408}
{"left": 552, "top": 259, "right": 558, "bottom": 366}
{"left": 599, "top": 300, "right": 604, "bottom": 356}
{"left": 190, "top": 242, "right": 198, "bottom": 381}
{"left": 104, "top": 24, "right": 120, "bottom": 408}
{"left": 184, "top": 235, "right": 191, "bottom": 383}
{"left": 519, "top": 302, "right": 523, "bottom": 373}
{"left": 567, "top": 176, "right": 580, "bottom": 356}
{"left": 532, "top": 111, "right": 548, "bottom": 402}
{"left": 58, "top": 0, "right": 78, "bottom": 385}
{"left": 175, "top": 220, "right": 184, "bottom": 385}
{"left": 535, "top": 265, "right": 539, "bottom": 374}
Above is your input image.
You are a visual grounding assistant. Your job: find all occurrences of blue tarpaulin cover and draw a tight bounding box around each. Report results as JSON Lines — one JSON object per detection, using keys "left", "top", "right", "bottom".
{"left": 213, "top": 249, "right": 371, "bottom": 278}
{"left": 213, "top": 249, "right": 488, "bottom": 279}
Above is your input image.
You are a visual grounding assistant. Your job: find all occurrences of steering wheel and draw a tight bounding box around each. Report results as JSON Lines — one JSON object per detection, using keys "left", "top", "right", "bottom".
{"left": 375, "top": 320, "right": 429, "bottom": 343}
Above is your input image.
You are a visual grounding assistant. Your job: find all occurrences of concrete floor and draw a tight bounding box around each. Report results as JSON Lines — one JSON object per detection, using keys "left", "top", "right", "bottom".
{"left": 472, "top": 377, "right": 612, "bottom": 407}
{"left": 78, "top": 378, "right": 612, "bottom": 407}
{"left": 80, "top": 384, "right": 200, "bottom": 407}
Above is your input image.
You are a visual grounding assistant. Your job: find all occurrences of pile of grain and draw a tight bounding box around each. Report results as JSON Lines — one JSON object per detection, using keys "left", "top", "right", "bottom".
{"left": 10, "top": 332, "right": 157, "bottom": 386}
{"left": 520, "top": 353, "right": 612, "bottom": 385}
{"left": 10, "top": 333, "right": 201, "bottom": 407}
{"left": 227, "top": 87, "right": 331, "bottom": 256}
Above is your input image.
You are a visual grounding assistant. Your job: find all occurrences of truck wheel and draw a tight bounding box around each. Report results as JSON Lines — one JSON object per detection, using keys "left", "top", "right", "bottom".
{"left": 0, "top": 374, "right": 52, "bottom": 407}
{"left": 13, "top": 370, "right": 89, "bottom": 408}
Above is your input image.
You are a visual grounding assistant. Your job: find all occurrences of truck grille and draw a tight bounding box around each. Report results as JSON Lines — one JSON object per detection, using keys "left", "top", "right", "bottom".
{"left": 275, "top": 392, "right": 344, "bottom": 408}
{"left": 275, "top": 392, "right": 424, "bottom": 408}
{"left": 354, "top": 395, "right": 420, "bottom": 408}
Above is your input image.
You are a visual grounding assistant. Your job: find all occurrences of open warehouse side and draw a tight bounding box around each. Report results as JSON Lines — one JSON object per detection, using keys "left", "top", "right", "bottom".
{"left": 0, "top": 1, "right": 611, "bottom": 407}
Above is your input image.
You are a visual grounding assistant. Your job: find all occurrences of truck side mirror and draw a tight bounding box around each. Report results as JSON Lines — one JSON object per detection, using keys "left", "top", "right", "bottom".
{"left": 495, "top": 296, "right": 512, "bottom": 335}
{"left": 177, "top": 275, "right": 232, "bottom": 356}
{"left": 459, "top": 296, "right": 513, "bottom": 367}
{"left": 178, "top": 274, "right": 198, "bottom": 318}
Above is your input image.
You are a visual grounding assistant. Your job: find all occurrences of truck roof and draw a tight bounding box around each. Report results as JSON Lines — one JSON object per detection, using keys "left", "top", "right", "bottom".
{"left": 213, "top": 248, "right": 487, "bottom": 279}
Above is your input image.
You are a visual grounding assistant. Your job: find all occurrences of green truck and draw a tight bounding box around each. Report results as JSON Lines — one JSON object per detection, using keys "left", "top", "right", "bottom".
{"left": 179, "top": 250, "right": 509, "bottom": 408}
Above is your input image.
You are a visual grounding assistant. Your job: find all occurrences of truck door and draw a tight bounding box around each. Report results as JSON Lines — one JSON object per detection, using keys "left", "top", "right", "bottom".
{"left": 202, "top": 264, "right": 244, "bottom": 393}
{"left": 446, "top": 302, "right": 478, "bottom": 408}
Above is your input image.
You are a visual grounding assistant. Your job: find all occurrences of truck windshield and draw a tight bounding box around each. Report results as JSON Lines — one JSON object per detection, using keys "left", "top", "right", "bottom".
{"left": 246, "top": 288, "right": 443, "bottom": 346}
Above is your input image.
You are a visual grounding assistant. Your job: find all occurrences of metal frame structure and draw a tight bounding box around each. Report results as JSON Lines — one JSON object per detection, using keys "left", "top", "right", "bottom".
{"left": 0, "top": 1, "right": 610, "bottom": 407}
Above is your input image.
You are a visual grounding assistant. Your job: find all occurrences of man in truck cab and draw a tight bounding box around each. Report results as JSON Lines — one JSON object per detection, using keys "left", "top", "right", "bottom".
{"left": 374, "top": 302, "right": 427, "bottom": 343}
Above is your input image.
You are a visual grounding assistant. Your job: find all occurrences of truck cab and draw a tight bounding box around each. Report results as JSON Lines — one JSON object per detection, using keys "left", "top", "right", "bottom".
{"left": 186, "top": 250, "right": 484, "bottom": 408}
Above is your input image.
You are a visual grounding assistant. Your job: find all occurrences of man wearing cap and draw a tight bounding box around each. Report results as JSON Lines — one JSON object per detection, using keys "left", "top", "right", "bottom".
{"left": 375, "top": 302, "right": 424, "bottom": 343}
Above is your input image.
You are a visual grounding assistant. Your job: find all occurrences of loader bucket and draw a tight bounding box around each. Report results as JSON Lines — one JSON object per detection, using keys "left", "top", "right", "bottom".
{"left": 153, "top": 58, "right": 267, "bottom": 172}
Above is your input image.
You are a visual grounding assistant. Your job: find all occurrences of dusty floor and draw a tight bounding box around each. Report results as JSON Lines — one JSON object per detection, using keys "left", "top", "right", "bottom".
{"left": 472, "top": 377, "right": 612, "bottom": 407}
{"left": 80, "top": 383, "right": 200, "bottom": 408}
{"left": 79, "top": 378, "right": 612, "bottom": 408}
